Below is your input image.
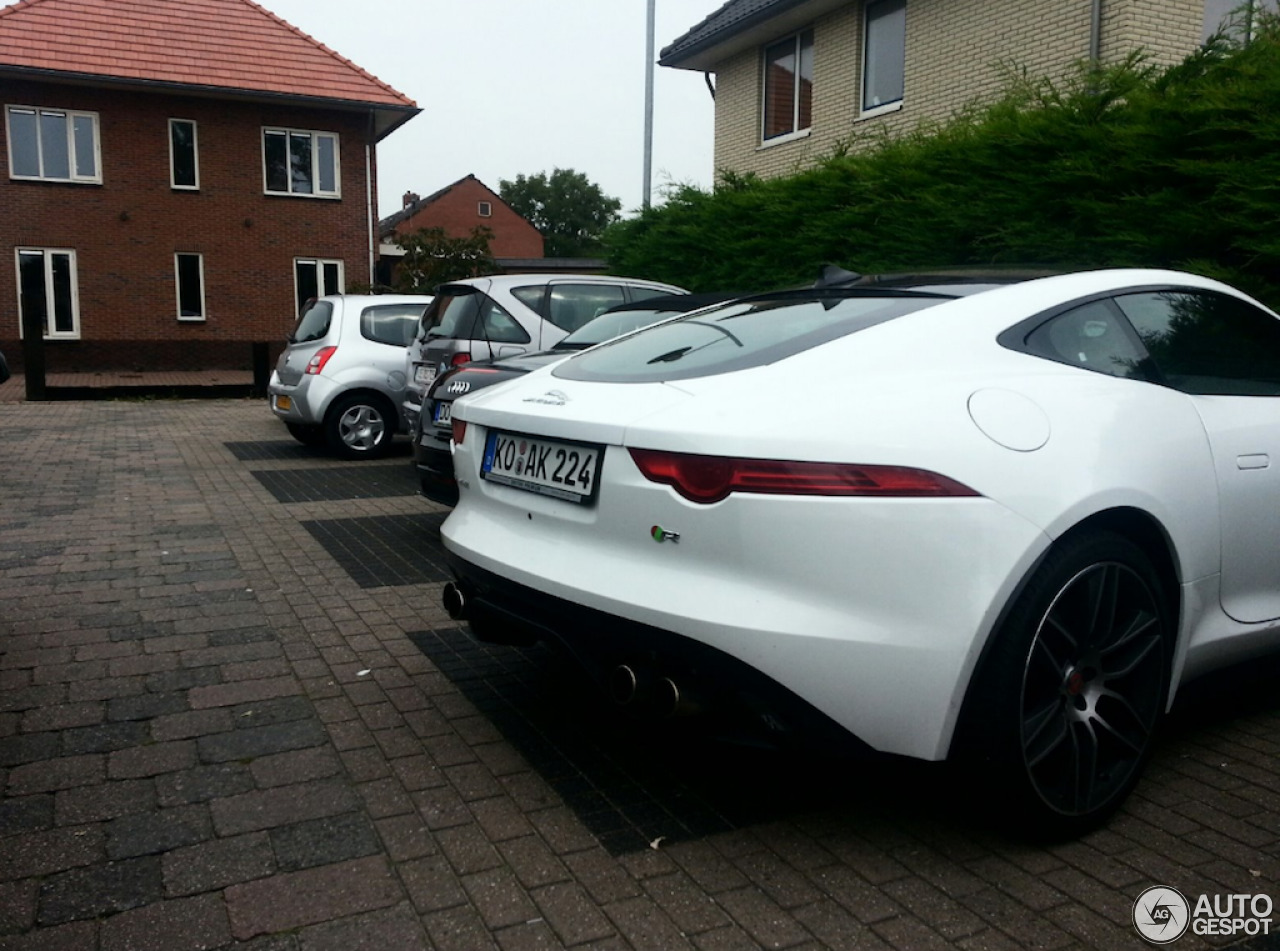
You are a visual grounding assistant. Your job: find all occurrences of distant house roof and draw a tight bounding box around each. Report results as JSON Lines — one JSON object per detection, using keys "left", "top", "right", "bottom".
{"left": 0, "top": 0, "right": 419, "bottom": 138}
{"left": 379, "top": 174, "right": 517, "bottom": 239}
{"left": 659, "top": 0, "right": 847, "bottom": 71}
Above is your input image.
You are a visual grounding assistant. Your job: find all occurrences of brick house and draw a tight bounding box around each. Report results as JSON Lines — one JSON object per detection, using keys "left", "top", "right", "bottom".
{"left": 0, "top": 0, "right": 419, "bottom": 373}
{"left": 376, "top": 174, "right": 545, "bottom": 285}
{"left": 660, "top": 0, "right": 1266, "bottom": 183}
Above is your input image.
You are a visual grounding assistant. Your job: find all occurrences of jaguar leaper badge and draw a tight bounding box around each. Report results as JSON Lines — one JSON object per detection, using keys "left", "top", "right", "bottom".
{"left": 651, "top": 525, "right": 680, "bottom": 543}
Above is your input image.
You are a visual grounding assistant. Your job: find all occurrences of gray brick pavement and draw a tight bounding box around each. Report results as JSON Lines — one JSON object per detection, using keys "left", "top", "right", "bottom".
{"left": 0, "top": 398, "right": 1277, "bottom": 950}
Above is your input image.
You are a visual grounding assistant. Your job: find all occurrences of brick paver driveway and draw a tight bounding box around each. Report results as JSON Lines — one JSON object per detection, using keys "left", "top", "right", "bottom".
{"left": 1, "top": 398, "right": 1277, "bottom": 951}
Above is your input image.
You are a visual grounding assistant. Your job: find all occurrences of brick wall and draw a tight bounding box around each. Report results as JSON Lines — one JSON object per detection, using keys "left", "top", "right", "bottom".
{"left": 391, "top": 178, "right": 544, "bottom": 259}
{"left": 0, "top": 80, "right": 379, "bottom": 372}
{"left": 708, "top": 0, "right": 1212, "bottom": 182}
{"left": 1101, "top": 0, "right": 1202, "bottom": 66}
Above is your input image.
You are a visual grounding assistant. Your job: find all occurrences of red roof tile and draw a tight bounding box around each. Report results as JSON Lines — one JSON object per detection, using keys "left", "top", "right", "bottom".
{"left": 0, "top": 0, "right": 417, "bottom": 109}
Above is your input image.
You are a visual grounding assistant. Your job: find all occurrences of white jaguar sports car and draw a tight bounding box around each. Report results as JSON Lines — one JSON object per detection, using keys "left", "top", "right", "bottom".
{"left": 438, "top": 267, "right": 1280, "bottom": 835}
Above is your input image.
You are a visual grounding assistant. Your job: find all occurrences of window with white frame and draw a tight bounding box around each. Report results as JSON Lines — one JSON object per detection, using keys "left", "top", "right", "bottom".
{"left": 175, "top": 253, "right": 205, "bottom": 321}
{"left": 478, "top": 201, "right": 493, "bottom": 217}
{"left": 263, "top": 128, "right": 340, "bottom": 197}
{"left": 762, "top": 30, "right": 814, "bottom": 141}
{"left": 16, "top": 248, "right": 80, "bottom": 339}
{"left": 170, "top": 119, "right": 199, "bottom": 190}
{"left": 294, "top": 258, "right": 344, "bottom": 314}
{"left": 862, "top": 0, "right": 906, "bottom": 115}
{"left": 6, "top": 105, "right": 101, "bottom": 183}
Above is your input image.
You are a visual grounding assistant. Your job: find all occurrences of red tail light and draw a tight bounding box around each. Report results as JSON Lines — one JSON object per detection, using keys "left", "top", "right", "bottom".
{"left": 628, "top": 449, "right": 979, "bottom": 504}
{"left": 305, "top": 346, "right": 337, "bottom": 375}
{"left": 451, "top": 418, "right": 467, "bottom": 444}
{"left": 450, "top": 353, "right": 472, "bottom": 368}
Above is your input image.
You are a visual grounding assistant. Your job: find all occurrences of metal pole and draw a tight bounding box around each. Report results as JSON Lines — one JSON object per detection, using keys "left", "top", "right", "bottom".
{"left": 643, "top": 0, "right": 655, "bottom": 208}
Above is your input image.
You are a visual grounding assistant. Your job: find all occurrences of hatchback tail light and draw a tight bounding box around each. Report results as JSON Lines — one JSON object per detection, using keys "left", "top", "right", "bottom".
{"left": 452, "top": 418, "right": 467, "bottom": 444}
{"left": 450, "top": 353, "right": 472, "bottom": 368}
{"left": 628, "top": 449, "right": 979, "bottom": 504}
{"left": 305, "top": 346, "right": 337, "bottom": 375}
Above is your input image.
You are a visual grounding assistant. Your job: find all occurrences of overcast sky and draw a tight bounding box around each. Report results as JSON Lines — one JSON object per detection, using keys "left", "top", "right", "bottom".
{"left": 261, "top": 0, "right": 726, "bottom": 220}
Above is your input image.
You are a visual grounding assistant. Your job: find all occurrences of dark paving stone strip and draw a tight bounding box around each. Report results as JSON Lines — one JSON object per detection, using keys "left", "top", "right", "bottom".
{"left": 225, "top": 439, "right": 412, "bottom": 462}
{"left": 0, "top": 542, "right": 69, "bottom": 570}
{"left": 301, "top": 513, "right": 449, "bottom": 589}
{"left": 404, "top": 627, "right": 937, "bottom": 857}
{"left": 224, "top": 440, "right": 326, "bottom": 462}
{"left": 250, "top": 464, "right": 419, "bottom": 504}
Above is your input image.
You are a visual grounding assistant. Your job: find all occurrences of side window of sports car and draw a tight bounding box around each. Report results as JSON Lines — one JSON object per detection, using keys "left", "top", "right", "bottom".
{"left": 1113, "top": 291, "right": 1280, "bottom": 396}
{"left": 1026, "top": 299, "right": 1147, "bottom": 380}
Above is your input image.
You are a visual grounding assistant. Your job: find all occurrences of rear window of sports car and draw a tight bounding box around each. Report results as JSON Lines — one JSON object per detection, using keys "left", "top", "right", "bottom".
{"left": 553, "top": 293, "right": 946, "bottom": 382}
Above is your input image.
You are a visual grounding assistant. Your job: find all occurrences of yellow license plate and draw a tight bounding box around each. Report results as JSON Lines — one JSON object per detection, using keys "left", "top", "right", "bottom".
{"left": 275, "top": 395, "right": 292, "bottom": 411}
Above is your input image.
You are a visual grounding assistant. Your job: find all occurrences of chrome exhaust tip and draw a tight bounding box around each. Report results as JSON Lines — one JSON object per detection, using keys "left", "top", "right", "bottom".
{"left": 610, "top": 664, "right": 641, "bottom": 706}
{"left": 658, "top": 677, "right": 704, "bottom": 718}
{"left": 442, "top": 582, "right": 467, "bottom": 620}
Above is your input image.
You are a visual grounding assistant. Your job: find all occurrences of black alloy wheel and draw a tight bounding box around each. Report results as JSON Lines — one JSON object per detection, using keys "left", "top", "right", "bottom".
{"left": 966, "top": 531, "right": 1170, "bottom": 838}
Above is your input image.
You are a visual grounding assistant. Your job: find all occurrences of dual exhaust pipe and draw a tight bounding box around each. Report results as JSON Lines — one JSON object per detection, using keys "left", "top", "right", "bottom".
{"left": 444, "top": 583, "right": 704, "bottom": 719}
{"left": 610, "top": 662, "right": 703, "bottom": 719}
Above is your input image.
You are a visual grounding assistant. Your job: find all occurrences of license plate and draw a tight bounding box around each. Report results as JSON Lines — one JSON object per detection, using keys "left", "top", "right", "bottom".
{"left": 482, "top": 431, "right": 601, "bottom": 502}
{"left": 432, "top": 401, "right": 452, "bottom": 427}
{"left": 275, "top": 395, "right": 292, "bottom": 411}
{"left": 414, "top": 365, "right": 436, "bottom": 386}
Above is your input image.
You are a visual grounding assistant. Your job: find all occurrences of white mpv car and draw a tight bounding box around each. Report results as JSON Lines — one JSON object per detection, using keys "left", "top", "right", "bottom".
{"left": 402, "top": 274, "right": 684, "bottom": 432}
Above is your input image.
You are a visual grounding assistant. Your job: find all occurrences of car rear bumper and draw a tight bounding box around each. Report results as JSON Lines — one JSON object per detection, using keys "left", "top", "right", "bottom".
{"left": 441, "top": 486, "right": 1051, "bottom": 761}
{"left": 416, "top": 452, "right": 459, "bottom": 506}
{"left": 412, "top": 410, "right": 458, "bottom": 505}
{"left": 268, "top": 373, "right": 330, "bottom": 426}
{"left": 443, "top": 553, "right": 870, "bottom": 753}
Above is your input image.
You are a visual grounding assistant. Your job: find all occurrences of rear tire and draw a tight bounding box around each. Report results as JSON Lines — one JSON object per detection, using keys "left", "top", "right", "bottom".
{"left": 961, "top": 531, "right": 1170, "bottom": 839}
{"left": 285, "top": 423, "right": 325, "bottom": 448}
{"left": 324, "top": 393, "right": 394, "bottom": 460}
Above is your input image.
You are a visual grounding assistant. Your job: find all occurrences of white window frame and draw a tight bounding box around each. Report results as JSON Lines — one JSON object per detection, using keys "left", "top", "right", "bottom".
{"left": 169, "top": 118, "right": 200, "bottom": 190}
{"left": 478, "top": 201, "right": 493, "bottom": 217}
{"left": 760, "top": 30, "right": 815, "bottom": 145}
{"left": 16, "top": 247, "right": 81, "bottom": 340}
{"left": 293, "top": 257, "right": 344, "bottom": 314}
{"left": 5, "top": 105, "right": 102, "bottom": 183}
{"left": 174, "top": 252, "right": 206, "bottom": 322}
{"left": 859, "top": 0, "right": 907, "bottom": 120}
{"left": 263, "top": 127, "right": 341, "bottom": 198}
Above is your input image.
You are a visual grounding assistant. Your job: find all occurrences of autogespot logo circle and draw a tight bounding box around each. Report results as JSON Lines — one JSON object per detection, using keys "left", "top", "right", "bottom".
{"left": 1134, "top": 885, "right": 1191, "bottom": 944}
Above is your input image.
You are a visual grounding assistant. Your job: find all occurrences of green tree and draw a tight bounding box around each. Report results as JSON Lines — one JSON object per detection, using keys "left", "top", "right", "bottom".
{"left": 392, "top": 226, "right": 496, "bottom": 292}
{"left": 499, "top": 168, "right": 622, "bottom": 258}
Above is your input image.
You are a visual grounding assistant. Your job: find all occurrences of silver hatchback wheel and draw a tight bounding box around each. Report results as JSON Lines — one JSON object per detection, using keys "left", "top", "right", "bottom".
{"left": 325, "top": 394, "right": 393, "bottom": 459}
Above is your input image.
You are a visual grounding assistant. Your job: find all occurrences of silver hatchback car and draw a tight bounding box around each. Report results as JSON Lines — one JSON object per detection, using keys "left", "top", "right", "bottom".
{"left": 268, "top": 294, "right": 433, "bottom": 459}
